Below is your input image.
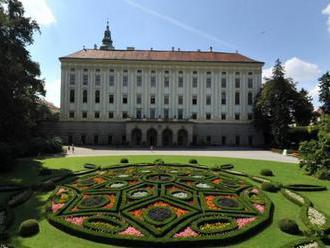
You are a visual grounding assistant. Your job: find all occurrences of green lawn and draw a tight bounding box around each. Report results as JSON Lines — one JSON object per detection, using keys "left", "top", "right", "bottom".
{"left": 1, "top": 155, "right": 329, "bottom": 248}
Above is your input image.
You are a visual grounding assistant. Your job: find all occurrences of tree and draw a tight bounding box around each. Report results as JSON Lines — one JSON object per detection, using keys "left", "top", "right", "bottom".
{"left": 318, "top": 72, "right": 330, "bottom": 114}
{"left": 254, "top": 59, "right": 313, "bottom": 148}
{"left": 0, "top": 0, "right": 45, "bottom": 143}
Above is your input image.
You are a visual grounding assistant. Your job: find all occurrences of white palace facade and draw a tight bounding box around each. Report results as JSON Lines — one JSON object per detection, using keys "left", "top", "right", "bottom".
{"left": 46, "top": 24, "right": 264, "bottom": 147}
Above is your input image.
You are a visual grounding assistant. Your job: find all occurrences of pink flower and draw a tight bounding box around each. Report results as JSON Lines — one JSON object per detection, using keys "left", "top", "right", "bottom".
{"left": 251, "top": 188, "right": 259, "bottom": 194}
{"left": 236, "top": 217, "right": 256, "bottom": 228}
{"left": 174, "top": 227, "right": 198, "bottom": 238}
{"left": 52, "top": 202, "right": 64, "bottom": 213}
{"left": 253, "top": 204, "right": 265, "bottom": 213}
{"left": 119, "top": 226, "right": 143, "bottom": 237}
{"left": 65, "top": 216, "right": 86, "bottom": 225}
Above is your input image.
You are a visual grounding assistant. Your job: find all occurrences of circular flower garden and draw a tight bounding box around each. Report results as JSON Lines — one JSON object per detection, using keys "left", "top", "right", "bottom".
{"left": 47, "top": 164, "right": 272, "bottom": 246}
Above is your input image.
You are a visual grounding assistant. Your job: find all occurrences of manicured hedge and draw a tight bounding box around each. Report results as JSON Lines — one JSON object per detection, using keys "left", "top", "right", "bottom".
{"left": 285, "top": 184, "right": 327, "bottom": 192}
{"left": 281, "top": 237, "right": 325, "bottom": 248}
{"left": 18, "top": 219, "right": 39, "bottom": 237}
{"left": 280, "top": 188, "right": 311, "bottom": 207}
{"left": 278, "top": 218, "right": 300, "bottom": 235}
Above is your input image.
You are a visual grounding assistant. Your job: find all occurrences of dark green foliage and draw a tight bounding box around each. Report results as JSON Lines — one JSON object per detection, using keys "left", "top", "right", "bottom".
{"left": 84, "top": 164, "right": 97, "bottom": 170}
{"left": 189, "top": 159, "right": 198, "bottom": 164}
{"left": 39, "top": 168, "right": 52, "bottom": 176}
{"left": 260, "top": 169, "right": 274, "bottom": 177}
{"left": 219, "top": 164, "right": 234, "bottom": 170}
{"left": 287, "top": 126, "right": 318, "bottom": 148}
{"left": 261, "top": 182, "right": 280, "bottom": 192}
{"left": 285, "top": 184, "right": 327, "bottom": 192}
{"left": 154, "top": 159, "right": 165, "bottom": 165}
{"left": 281, "top": 238, "right": 325, "bottom": 248}
{"left": 79, "top": 195, "right": 109, "bottom": 209}
{"left": 8, "top": 189, "right": 32, "bottom": 207}
{"left": 299, "top": 115, "right": 330, "bottom": 178}
{"left": 319, "top": 72, "right": 330, "bottom": 114}
{"left": 279, "top": 218, "right": 300, "bottom": 235}
{"left": 26, "top": 137, "right": 63, "bottom": 156}
{"left": 40, "top": 180, "right": 56, "bottom": 192}
{"left": 18, "top": 219, "right": 39, "bottom": 237}
{"left": 120, "top": 158, "right": 129, "bottom": 163}
{"left": 254, "top": 59, "right": 313, "bottom": 147}
{"left": 0, "top": 142, "right": 14, "bottom": 171}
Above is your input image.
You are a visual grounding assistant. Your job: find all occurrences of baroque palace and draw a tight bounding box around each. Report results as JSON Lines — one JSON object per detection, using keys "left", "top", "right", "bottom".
{"left": 46, "top": 23, "right": 264, "bottom": 147}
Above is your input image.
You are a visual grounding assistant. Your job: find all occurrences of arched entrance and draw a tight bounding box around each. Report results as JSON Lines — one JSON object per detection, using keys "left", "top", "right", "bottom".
{"left": 131, "top": 128, "right": 142, "bottom": 146}
{"left": 146, "top": 128, "right": 157, "bottom": 147}
{"left": 177, "top": 129, "right": 188, "bottom": 146}
{"left": 162, "top": 129, "right": 173, "bottom": 146}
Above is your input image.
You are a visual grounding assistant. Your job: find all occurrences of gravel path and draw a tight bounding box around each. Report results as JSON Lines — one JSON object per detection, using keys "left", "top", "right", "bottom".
{"left": 64, "top": 146, "right": 299, "bottom": 164}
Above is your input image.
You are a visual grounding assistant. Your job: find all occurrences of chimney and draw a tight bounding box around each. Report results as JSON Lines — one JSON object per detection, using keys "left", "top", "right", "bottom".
{"left": 209, "top": 46, "right": 213, "bottom": 52}
{"left": 150, "top": 47, "right": 153, "bottom": 51}
{"left": 197, "top": 49, "right": 201, "bottom": 52}
{"left": 177, "top": 48, "right": 181, "bottom": 51}
{"left": 171, "top": 46, "right": 175, "bottom": 51}
{"left": 94, "top": 44, "right": 98, "bottom": 50}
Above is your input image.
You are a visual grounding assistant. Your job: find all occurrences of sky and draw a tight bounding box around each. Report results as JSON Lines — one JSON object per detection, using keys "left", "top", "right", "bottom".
{"left": 18, "top": 0, "right": 330, "bottom": 108}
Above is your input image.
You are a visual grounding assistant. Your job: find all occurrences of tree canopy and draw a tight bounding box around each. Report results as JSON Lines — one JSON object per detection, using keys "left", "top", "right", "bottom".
{"left": 318, "top": 72, "right": 330, "bottom": 114}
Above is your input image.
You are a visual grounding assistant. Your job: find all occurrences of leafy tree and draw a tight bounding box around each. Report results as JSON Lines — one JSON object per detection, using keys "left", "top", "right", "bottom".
{"left": 318, "top": 72, "right": 330, "bottom": 114}
{"left": 254, "top": 59, "right": 313, "bottom": 147}
{"left": 0, "top": 0, "right": 45, "bottom": 143}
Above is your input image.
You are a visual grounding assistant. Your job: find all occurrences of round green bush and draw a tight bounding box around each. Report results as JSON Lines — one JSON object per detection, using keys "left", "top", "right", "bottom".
{"left": 41, "top": 180, "right": 56, "bottom": 192}
{"left": 260, "top": 169, "right": 274, "bottom": 177}
{"left": 261, "top": 182, "right": 279, "bottom": 192}
{"left": 279, "top": 218, "right": 300, "bottom": 235}
{"left": 120, "top": 158, "right": 129, "bottom": 163}
{"left": 18, "top": 219, "right": 39, "bottom": 237}
{"left": 189, "top": 159, "right": 198, "bottom": 164}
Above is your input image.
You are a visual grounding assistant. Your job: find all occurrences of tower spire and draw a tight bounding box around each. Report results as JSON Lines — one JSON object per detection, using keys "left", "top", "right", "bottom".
{"left": 100, "top": 20, "right": 114, "bottom": 50}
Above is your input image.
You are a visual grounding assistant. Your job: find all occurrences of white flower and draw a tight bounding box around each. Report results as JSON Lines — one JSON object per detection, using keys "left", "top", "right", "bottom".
{"left": 172, "top": 192, "right": 188, "bottom": 199}
{"left": 308, "top": 207, "right": 326, "bottom": 227}
{"left": 196, "top": 183, "right": 213, "bottom": 189}
{"left": 131, "top": 191, "right": 148, "bottom": 198}
{"left": 110, "top": 183, "right": 125, "bottom": 188}
{"left": 297, "top": 241, "right": 319, "bottom": 248}
{"left": 284, "top": 189, "right": 305, "bottom": 204}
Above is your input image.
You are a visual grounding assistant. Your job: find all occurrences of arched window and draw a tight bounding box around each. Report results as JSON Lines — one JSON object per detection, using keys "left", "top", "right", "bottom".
{"left": 69, "top": 89, "right": 75, "bottom": 103}
{"left": 95, "top": 90, "right": 100, "bottom": 103}
{"left": 83, "top": 90, "right": 87, "bottom": 103}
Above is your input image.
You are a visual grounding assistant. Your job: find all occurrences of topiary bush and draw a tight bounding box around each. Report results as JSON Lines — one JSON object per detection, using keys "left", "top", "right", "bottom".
{"left": 120, "top": 158, "right": 129, "bottom": 163}
{"left": 260, "top": 169, "right": 274, "bottom": 177}
{"left": 189, "top": 159, "right": 198, "bottom": 164}
{"left": 40, "top": 180, "right": 56, "bottom": 192}
{"left": 278, "top": 218, "right": 300, "bottom": 235}
{"left": 18, "top": 219, "right": 39, "bottom": 237}
{"left": 261, "top": 182, "right": 280, "bottom": 192}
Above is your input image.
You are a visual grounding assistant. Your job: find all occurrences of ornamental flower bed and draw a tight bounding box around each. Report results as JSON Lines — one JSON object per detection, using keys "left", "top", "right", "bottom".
{"left": 47, "top": 164, "right": 272, "bottom": 246}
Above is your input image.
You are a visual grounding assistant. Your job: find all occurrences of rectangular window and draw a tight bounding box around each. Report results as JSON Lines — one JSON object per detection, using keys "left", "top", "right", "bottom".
{"left": 122, "top": 95, "right": 128, "bottom": 104}
{"left": 235, "top": 136, "right": 240, "bottom": 146}
{"left": 206, "top": 78, "right": 211, "bottom": 88}
{"left": 178, "top": 77, "right": 183, "bottom": 88}
{"left": 108, "top": 135, "right": 112, "bottom": 145}
{"left": 150, "top": 95, "right": 155, "bottom": 104}
{"left": 136, "top": 109, "right": 142, "bottom": 119}
{"left": 122, "top": 112, "right": 128, "bottom": 119}
{"left": 95, "top": 90, "right": 100, "bottom": 103}
{"left": 178, "top": 109, "right": 183, "bottom": 120}
{"left": 109, "top": 112, "right": 114, "bottom": 119}
{"left": 235, "top": 113, "right": 240, "bottom": 120}
{"left": 221, "top": 92, "right": 226, "bottom": 105}
{"left": 136, "top": 94, "right": 142, "bottom": 105}
{"left": 164, "top": 77, "right": 169, "bottom": 87}
{"left": 235, "top": 92, "right": 240, "bottom": 105}
{"left": 206, "top": 136, "right": 211, "bottom": 144}
{"left": 94, "top": 135, "right": 99, "bottom": 145}
{"left": 83, "top": 74, "right": 88, "bottom": 85}
{"left": 192, "top": 113, "right": 197, "bottom": 120}
{"left": 248, "top": 92, "right": 253, "bottom": 105}
{"left": 222, "top": 136, "right": 226, "bottom": 145}
{"left": 137, "top": 75, "right": 142, "bottom": 87}
{"left": 164, "top": 95, "right": 169, "bottom": 105}
{"left": 164, "top": 108, "right": 169, "bottom": 119}
{"left": 122, "top": 135, "right": 126, "bottom": 144}
{"left": 248, "top": 113, "right": 253, "bottom": 120}
{"left": 221, "top": 78, "right": 226, "bottom": 88}
{"left": 95, "top": 74, "right": 101, "bottom": 86}
{"left": 69, "top": 74, "right": 75, "bottom": 85}
{"left": 109, "top": 75, "right": 114, "bottom": 86}
{"left": 123, "top": 75, "right": 128, "bottom": 87}
{"left": 206, "top": 95, "right": 211, "bottom": 105}
{"left": 192, "top": 77, "right": 198, "bottom": 88}
{"left": 81, "top": 135, "right": 86, "bottom": 145}
{"left": 192, "top": 96, "right": 197, "bottom": 105}
{"left": 151, "top": 76, "right": 156, "bottom": 87}
{"left": 178, "top": 95, "right": 183, "bottom": 105}
{"left": 82, "top": 111, "right": 87, "bottom": 119}
{"left": 206, "top": 113, "right": 211, "bottom": 120}
{"left": 70, "top": 89, "right": 75, "bottom": 103}
{"left": 94, "top": 112, "right": 100, "bottom": 119}
{"left": 150, "top": 108, "right": 155, "bottom": 119}
{"left": 69, "top": 111, "right": 74, "bottom": 118}
{"left": 235, "top": 78, "right": 240, "bottom": 88}
{"left": 109, "top": 94, "right": 114, "bottom": 104}
{"left": 221, "top": 113, "right": 226, "bottom": 120}
{"left": 248, "top": 78, "right": 253, "bottom": 88}
{"left": 248, "top": 135, "right": 253, "bottom": 146}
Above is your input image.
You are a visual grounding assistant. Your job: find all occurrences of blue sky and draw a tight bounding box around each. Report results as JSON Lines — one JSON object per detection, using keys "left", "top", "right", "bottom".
{"left": 20, "top": 0, "right": 330, "bottom": 107}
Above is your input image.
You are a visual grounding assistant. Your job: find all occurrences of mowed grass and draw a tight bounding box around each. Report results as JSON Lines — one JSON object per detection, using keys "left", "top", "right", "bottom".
{"left": 1, "top": 155, "right": 329, "bottom": 248}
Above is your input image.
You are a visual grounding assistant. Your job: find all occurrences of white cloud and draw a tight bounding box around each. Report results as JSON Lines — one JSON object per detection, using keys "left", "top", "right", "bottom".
{"left": 21, "top": 0, "right": 56, "bottom": 26}
{"left": 124, "top": 0, "right": 236, "bottom": 49}
{"left": 322, "top": 3, "right": 330, "bottom": 32}
{"left": 44, "top": 79, "right": 60, "bottom": 107}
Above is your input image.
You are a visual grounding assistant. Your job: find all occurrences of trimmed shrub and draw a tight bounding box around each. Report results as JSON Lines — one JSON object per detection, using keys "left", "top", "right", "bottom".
{"left": 18, "top": 219, "right": 39, "bottom": 237}
{"left": 40, "top": 180, "right": 56, "bottom": 192}
{"left": 219, "top": 164, "right": 234, "bottom": 170}
{"left": 279, "top": 218, "right": 300, "bottom": 235}
{"left": 153, "top": 159, "right": 165, "bottom": 165}
{"left": 261, "top": 182, "right": 279, "bottom": 192}
{"left": 260, "top": 169, "right": 274, "bottom": 177}
{"left": 189, "top": 159, "right": 198, "bottom": 164}
{"left": 39, "top": 168, "right": 52, "bottom": 176}
{"left": 120, "top": 158, "right": 129, "bottom": 163}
